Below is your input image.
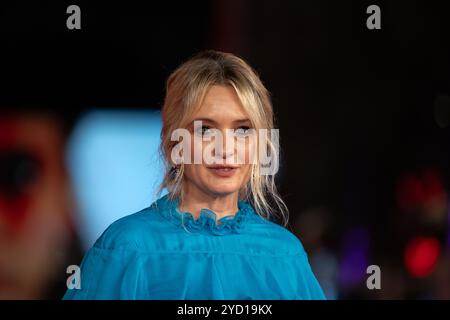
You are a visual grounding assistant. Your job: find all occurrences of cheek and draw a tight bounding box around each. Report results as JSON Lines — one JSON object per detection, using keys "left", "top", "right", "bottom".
{"left": 240, "top": 164, "right": 252, "bottom": 182}
{"left": 247, "top": 140, "right": 257, "bottom": 164}
{"left": 190, "top": 137, "right": 211, "bottom": 164}
{"left": 182, "top": 164, "right": 194, "bottom": 183}
{"left": 237, "top": 138, "right": 257, "bottom": 164}
{"left": 184, "top": 164, "right": 209, "bottom": 183}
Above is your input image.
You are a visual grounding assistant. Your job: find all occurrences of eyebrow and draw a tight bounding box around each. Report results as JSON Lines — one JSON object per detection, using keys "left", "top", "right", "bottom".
{"left": 191, "top": 117, "right": 251, "bottom": 125}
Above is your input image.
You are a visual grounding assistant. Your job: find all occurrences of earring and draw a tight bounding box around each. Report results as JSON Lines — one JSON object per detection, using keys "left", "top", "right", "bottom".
{"left": 170, "top": 165, "right": 181, "bottom": 177}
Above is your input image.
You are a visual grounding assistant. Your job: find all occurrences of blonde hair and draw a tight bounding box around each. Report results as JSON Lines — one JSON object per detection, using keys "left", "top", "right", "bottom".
{"left": 157, "top": 50, "right": 288, "bottom": 225}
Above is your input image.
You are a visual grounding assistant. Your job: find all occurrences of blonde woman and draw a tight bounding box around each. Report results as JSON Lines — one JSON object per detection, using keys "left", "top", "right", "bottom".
{"left": 63, "top": 50, "right": 326, "bottom": 300}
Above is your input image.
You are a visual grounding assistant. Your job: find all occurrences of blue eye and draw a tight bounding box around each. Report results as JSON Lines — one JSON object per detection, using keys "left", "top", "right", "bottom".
{"left": 234, "top": 126, "right": 252, "bottom": 136}
{"left": 195, "top": 125, "right": 214, "bottom": 136}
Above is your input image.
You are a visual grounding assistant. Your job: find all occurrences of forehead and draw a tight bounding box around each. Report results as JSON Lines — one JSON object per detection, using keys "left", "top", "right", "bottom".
{"left": 194, "top": 85, "right": 248, "bottom": 119}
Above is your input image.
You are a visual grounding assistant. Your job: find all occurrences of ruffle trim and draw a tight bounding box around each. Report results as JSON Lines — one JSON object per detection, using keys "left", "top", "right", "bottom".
{"left": 155, "top": 194, "right": 254, "bottom": 236}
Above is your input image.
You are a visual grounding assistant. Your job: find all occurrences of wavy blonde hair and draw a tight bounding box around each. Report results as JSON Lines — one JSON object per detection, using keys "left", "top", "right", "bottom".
{"left": 157, "top": 50, "right": 288, "bottom": 225}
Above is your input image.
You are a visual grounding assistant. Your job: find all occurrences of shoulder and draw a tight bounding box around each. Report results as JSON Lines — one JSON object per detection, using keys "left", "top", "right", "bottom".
{"left": 249, "top": 216, "right": 308, "bottom": 256}
{"left": 93, "top": 204, "right": 165, "bottom": 251}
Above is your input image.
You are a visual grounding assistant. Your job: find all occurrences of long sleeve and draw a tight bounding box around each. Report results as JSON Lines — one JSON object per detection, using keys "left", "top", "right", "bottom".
{"left": 294, "top": 251, "right": 326, "bottom": 300}
{"left": 63, "top": 195, "right": 327, "bottom": 300}
{"left": 63, "top": 245, "right": 144, "bottom": 299}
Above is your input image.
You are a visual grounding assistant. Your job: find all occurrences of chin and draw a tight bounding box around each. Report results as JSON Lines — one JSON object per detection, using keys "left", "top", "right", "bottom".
{"left": 209, "top": 188, "right": 240, "bottom": 196}
{"left": 207, "top": 184, "right": 241, "bottom": 196}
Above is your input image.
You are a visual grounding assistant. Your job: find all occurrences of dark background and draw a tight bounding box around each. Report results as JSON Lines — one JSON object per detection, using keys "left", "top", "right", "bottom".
{"left": 1, "top": 1, "right": 449, "bottom": 299}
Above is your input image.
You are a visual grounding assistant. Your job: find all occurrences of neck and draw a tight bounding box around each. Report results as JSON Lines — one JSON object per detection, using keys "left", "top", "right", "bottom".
{"left": 178, "top": 185, "right": 239, "bottom": 221}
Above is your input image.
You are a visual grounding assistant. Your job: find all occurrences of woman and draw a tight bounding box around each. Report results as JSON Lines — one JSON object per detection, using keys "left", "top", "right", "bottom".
{"left": 63, "top": 50, "right": 326, "bottom": 300}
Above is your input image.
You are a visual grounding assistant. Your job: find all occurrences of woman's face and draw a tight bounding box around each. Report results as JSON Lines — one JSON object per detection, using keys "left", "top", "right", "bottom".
{"left": 181, "top": 85, "right": 256, "bottom": 198}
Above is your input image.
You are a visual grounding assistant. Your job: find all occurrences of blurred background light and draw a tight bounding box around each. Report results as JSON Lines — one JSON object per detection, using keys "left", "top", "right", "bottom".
{"left": 66, "top": 109, "right": 165, "bottom": 250}
{"left": 309, "top": 248, "right": 339, "bottom": 299}
{"left": 396, "top": 173, "right": 425, "bottom": 212}
{"left": 339, "top": 227, "right": 369, "bottom": 288}
{"left": 404, "top": 236, "right": 441, "bottom": 278}
{"left": 448, "top": 201, "right": 450, "bottom": 248}
{"left": 396, "top": 168, "right": 448, "bottom": 225}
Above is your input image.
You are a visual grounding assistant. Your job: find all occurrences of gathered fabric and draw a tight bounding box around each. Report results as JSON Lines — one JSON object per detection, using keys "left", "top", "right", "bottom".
{"left": 63, "top": 194, "right": 326, "bottom": 300}
{"left": 159, "top": 193, "right": 256, "bottom": 236}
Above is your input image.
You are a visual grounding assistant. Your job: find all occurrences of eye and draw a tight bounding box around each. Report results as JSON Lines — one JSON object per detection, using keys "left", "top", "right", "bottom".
{"left": 195, "top": 125, "right": 214, "bottom": 137}
{"left": 234, "top": 126, "right": 253, "bottom": 137}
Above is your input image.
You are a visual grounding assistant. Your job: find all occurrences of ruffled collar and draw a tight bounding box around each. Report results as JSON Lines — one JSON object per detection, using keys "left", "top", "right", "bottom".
{"left": 154, "top": 194, "right": 255, "bottom": 236}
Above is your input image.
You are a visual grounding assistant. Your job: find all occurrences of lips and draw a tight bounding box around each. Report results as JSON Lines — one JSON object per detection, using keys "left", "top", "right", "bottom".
{"left": 207, "top": 165, "right": 239, "bottom": 177}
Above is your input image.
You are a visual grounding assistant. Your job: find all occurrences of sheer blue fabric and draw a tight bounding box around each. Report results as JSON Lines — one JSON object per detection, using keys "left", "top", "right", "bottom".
{"left": 63, "top": 194, "right": 326, "bottom": 300}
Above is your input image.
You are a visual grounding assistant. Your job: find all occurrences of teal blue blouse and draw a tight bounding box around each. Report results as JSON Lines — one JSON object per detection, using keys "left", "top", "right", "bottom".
{"left": 63, "top": 194, "right": 326, "bottom": 300}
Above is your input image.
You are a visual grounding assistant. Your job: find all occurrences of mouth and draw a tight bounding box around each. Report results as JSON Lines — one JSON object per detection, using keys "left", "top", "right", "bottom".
{"left": 207, "top": 165, "right": 239, "bottom": 177}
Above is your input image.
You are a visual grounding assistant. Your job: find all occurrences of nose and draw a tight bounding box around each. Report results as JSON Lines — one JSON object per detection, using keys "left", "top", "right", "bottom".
{"left": 215, "top": 130, "right": 235, "bottom": 161}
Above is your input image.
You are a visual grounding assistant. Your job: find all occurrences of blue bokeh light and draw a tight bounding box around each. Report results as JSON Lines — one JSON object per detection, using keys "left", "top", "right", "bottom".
{"left": 66, "top": 109, "right": 166, "bottom": 250}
